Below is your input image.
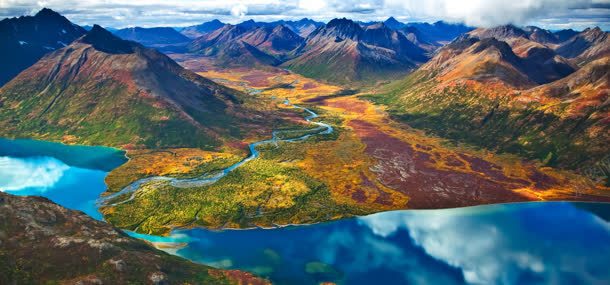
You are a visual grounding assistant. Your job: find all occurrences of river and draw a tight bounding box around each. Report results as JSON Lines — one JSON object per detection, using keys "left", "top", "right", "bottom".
{"left": 2, "top": 108, "right": 610, "bottom": 284}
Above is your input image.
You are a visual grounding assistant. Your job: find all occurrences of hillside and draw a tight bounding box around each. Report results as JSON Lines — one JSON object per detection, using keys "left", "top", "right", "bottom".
{"left": 372, "top": 32, "right": 609, "bottom": 178}
{"left": 0, "top": 25, "right": 264, "bottom": 149}
{"left": 0, "top": 191, "right": 268, "bottom": 284}
{"left": 0, "top": 8, "right": 86, "bottom": 86}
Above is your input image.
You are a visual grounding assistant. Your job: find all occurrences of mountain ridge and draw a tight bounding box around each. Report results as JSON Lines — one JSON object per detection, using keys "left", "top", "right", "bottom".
{"left": 0, "top": 25, "right": 260, "bottom": 149}
{"left": 0, "top": 8, "right": 86, "bottom": 86}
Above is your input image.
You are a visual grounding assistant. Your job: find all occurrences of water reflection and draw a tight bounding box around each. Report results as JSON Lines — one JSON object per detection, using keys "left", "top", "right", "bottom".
{"left": 0, "top": 156, "right": 69, "bottom": 191}
{"left": 360, "top": 204, "right": 610, "bottom": 285}
{"left": 134, "top": 203, "right": 610, "bottom": 285}
{"left": 2, "top": 138, "right": 609, "bottom": 285}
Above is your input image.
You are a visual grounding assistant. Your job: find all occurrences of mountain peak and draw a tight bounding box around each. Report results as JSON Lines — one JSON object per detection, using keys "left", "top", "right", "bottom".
{"left": 470, "top": 24, "right": 528, "bottom": 40}
{"left": 327, "top": 18, "right": 357, "bottom": 28}
{"left": 582, "top": 26, "right": 605, "bottom": 38}
{"left": 384, "top": 17, "right": 404, "bottom": 29}
{"left": 80, "top": 24, "right": 135, "bottom": 54}
{"left": 35, "top": 7, "right": 61, "bottom": 18}
{"left": 471, "top": 37, "right": 518, "bottom": 62}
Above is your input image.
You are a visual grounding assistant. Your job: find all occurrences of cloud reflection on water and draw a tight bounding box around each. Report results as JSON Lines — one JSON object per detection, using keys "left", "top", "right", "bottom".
{"left": 0, "top": 156, "right": 69, "bottom": 191}
{"left": 358, "top": 204, "right": 610, "bottom": 285}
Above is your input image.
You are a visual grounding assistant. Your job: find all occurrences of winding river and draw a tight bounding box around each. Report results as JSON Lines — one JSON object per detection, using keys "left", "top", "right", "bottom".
{"left": 2, "top": 106, "right": 610, "bottom": 284}
{"left": 99, "top": 101, "right": 333, "bottom": 206}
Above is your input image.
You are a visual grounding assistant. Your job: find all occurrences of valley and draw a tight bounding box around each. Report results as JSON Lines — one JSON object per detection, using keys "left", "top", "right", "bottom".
{"left": 1, "top": 6, "right": 609, "bottom": 284}
{"left": 97, "top": 63, "right": 609, "bottom": 235}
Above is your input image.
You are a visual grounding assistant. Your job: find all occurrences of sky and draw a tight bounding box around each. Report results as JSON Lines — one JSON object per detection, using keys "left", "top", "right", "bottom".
{"left": 0, "top": 0, "right": 609, "bottom": 30}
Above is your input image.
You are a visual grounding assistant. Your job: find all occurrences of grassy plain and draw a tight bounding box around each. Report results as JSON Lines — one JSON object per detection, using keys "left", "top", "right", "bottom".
{"left": 101, "top": 65, "right": 610, "bottom": 235}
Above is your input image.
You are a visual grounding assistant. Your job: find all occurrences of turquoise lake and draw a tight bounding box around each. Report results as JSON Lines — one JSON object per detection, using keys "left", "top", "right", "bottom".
{"left": 1, "top": 138, "right": 610, "bottom": 285}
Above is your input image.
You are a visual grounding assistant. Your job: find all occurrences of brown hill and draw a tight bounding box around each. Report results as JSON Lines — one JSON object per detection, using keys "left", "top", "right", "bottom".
{"left": 0, "top": 25, "right": 256, "bottom": 149}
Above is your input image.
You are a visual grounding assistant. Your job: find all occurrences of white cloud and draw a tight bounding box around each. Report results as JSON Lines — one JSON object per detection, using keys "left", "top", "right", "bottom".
{"left": 359, "top": 205, "right": 610, "bottom": 285}
{"left": 385, "top": 0, "right": 601, "bottom": 27}
{"left": 0, "top": 156, "right": 69, "bottom": 191}
{"left": 230, "top": 3, "right": 248, "bottom": 17}
{"left": 0, "top": 0, "right": 607, "bottom": 29}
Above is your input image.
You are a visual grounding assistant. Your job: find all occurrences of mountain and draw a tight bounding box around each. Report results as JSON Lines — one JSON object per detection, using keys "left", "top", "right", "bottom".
{"left": 372, "top": 31, "right": 608, "bottom": 172}
{"left": 554, "top": 29, "right": 579, "bottom": 42}
{"left": 0, "top": 25, "right": 256, "bottom": 149}
{"left": 239, "top": 25, "right": 305, "bottom": 56}
{"left": 468, "top": 25, "right": 609, "bottom": 66}
{"left": 188, "top": 23, "right": 304, "bottom": 67}
{"left": 283, "top": 18, "right": 428, "bottom": 84}
{"left": 524, "top": 26, "right": 559, "bottom": 44}
{"left": 180, "top": 19, "right": 224, "bottom": 38}
{"left": 556, "top": 27, "right": 609, "bottom": 64}
{"left": 0, "top": 8, "right": 86, "bottom": 86}
{"left": 83, "top": 25, "right": 118, "bottom": 32}
{"left": 275, "top": 18, "right": 324, "bottom": 37}
{"left": 383, "top": 17, "right": 405, "bottom": 30}
{"left": 235, "top": 19, "right": 259, "bottom": 29}
{"left": 0, "top": 192, "right": 269, "bottom": 284}
{"left": 114, "top": 27, "right": 190, "bottom": 46}
{"left": 420, "top": 35, "right": 573, "bottom": 87}
{"left": 469, "top": 24, "right": 529, "bottom": 42}
{"left": 404, "top": 21, "right": 474, "bottom": 44}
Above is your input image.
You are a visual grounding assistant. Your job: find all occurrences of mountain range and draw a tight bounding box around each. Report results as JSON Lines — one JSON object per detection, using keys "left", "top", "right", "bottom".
{"left": 1, "top": 8, "right": 607, "bottom": 175}
{"left": 187, "top": 23, "right": 304, "bottom": 67}
{"left": 107, "top": 17, "right": 469, "bottom": 84}
{"left": 375, "top": 24, "right": 609, "bottom": 175}
{"left": 283, "top": 18, "right": 429, "bottom": 84}
{"left": 2, "top": 7, "right": 610, "bottom": 283}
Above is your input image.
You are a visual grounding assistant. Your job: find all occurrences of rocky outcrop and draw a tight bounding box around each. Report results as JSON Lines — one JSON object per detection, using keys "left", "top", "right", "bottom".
{"left": 0, "top": 192, "right": 270, "bottom": 284}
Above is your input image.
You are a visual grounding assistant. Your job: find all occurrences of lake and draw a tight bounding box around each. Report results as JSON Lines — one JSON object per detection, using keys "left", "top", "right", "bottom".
{"left": 2, "top": 138, "right": 609, "bottom": 285}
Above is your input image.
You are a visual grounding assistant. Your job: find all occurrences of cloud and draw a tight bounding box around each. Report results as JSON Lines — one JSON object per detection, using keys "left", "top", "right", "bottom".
{"left": 0, "top": 156, "right": 69, "bottom": 191}
{"left": 230, "top": 3, "right": 248, "bottom": 17}
{"left": 384, "top": 0, "right": 605, "bottom": 27}
{"left": 1, "top": 0, "right": 606, "bottom": 32}
{"left": 359, "top": 205, "right": 610, "bottom": 284}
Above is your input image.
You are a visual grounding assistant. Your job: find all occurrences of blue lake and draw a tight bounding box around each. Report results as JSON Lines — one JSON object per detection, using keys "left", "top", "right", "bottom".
{"left": 2, "top": 138, "right": 610, "bottom": 285}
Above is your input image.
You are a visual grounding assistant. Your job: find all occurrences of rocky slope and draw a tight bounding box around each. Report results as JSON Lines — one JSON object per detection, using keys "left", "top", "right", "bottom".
{"left": 188, "top": 23, "right": 303, "bottom": 66}
{"left": 283, "top": 18, "right": 428, "bottom": 84}
{"left": 422, "top": 35, "right": 574, "bottom": 87}
{"left": 0, "top": 25, "right": 259, "bottom": 149}
{"left": 373, "top": 29, "right": 609, "bottom": 180}
{"left": 273, "top": 18, "right": 324, "bottom": 38}
{"left": 556, "top": 27, "right": 610, "bottom": 65}
{"left": 0, "top": 8, "right": 86, "bottom": 86}
{"left": 0, "top": 191, "right": 269, "bottom": 284}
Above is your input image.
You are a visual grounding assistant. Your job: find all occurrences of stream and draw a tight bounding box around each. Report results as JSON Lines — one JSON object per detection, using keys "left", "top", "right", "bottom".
{"left": 98, "top": 100, "right": 333, "bottom": 206}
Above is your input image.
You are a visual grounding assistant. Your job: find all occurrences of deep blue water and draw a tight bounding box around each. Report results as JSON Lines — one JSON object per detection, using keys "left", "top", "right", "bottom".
{"left": 2, "top": 138, "right": 610, "bottom": 285}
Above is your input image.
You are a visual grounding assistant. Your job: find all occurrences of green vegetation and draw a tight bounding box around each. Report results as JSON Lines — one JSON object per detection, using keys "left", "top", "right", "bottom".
{"left": 103, "top": 149, "right": 372, "bottom": 235}
{"left": 366, "top": 71, "right": 608, "bottom": 176}
{"left": 0, "top": 78, "right": 224, "bottom": 149}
